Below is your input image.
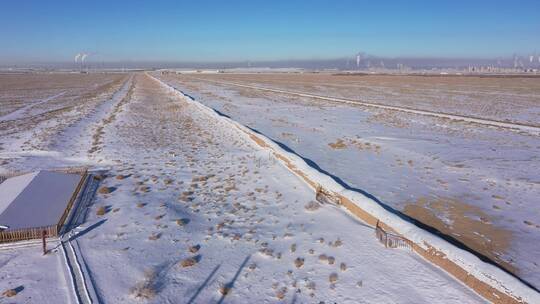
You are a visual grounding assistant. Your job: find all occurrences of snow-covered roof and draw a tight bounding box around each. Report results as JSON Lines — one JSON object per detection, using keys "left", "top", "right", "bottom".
{"left": 0, "top": 170, "right": 83, "bottom": 230}
{"left": 0, "top": 171, "right": 39, "bottom": 215}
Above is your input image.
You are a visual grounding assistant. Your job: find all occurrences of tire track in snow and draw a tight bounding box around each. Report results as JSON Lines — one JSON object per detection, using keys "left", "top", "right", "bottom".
{"left": 188, "top": 77, "right": 540, "bottom": 135}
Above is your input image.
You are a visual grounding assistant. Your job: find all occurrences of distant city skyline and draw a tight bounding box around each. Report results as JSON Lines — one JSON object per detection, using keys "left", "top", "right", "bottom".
{"left": 1, "top": 0, "right": 539, "bottom": 63}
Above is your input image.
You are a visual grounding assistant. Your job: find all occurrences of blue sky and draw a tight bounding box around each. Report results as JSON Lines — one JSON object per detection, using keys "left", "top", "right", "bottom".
{"left": 1, "top": 0, "right": 539, "bottom": 62}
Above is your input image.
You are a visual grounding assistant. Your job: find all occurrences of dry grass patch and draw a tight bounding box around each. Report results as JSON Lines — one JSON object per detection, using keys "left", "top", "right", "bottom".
{"left": 180, "top": 256, "right": 200, "bottom": 268}
{"left": 304, "top": 201, "right": 320, "bottom": 212}
{"left": 329, "top": 273, "right": 338, "bottom": 283}
{"left": 96, "top": 206, "right": 107, "bottom": 216}
{"left": 130, "top": 269, "right": 158, "bottom": 300}
{"left": 330, "top": 238, "right": 343, "bottom": 247}
{"left": 176, "top": 218, "right": 190, "bottom": 226}
{"left": 98, "top": 186, "right": 115, "bottom": 194}
{"left": 327, "top": 256, "right": 335, "bottom": 265}
{"left": 219, "top": 283, "right": 232, "bottom": 296}
{"left": 328, "top": 138, "right": 347, "bottom": 149}
{"left": 2, "top": 289, "right": 17, "bottom": 297}
{"left": 139, "top": 186, "right": 151, "bottom": 193}
{"left": 290, "top": 243, "right": 297, "bottom": 253}
{"left": 148, "top": 233, "right": 161, "bottom": 241}
{"left": 188, "top": 244, "right": 201, "bottom": 253}
{"left": 275, "top": 287, "right": 287, "bottom": 300}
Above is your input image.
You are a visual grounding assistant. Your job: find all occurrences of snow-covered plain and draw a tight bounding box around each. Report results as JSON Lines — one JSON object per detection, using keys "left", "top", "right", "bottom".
{"left": 0, "top": 73, "right": 489, "bottom": 303}
{"left": 155, "top": 73, "right": 540, "bottom": 290}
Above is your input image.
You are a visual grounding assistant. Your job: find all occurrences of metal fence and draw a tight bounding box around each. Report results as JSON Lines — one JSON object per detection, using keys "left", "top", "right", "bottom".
{"left": 375, "top": 221, "right": 412, "bottom": 250}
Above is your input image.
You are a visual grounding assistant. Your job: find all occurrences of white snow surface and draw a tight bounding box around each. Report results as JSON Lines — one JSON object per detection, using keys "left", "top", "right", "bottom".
{"left": 0, "top": 245, "right": 70, "bottom": 303}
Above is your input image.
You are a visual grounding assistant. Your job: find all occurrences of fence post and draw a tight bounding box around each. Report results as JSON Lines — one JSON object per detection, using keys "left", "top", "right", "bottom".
{"left": 42, "top": 230, "right": 47, "bottom": 255}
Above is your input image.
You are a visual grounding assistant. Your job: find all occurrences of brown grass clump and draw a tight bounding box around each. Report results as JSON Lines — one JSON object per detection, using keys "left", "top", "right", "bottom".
{"left": 180, "top": 256, "right": 198, "bottom": 267}
{"left": 340, "top": 262, "right": 347, "bottom": 271}
{"left": 294, "top": 257, "right": 304, "bottom": 268}
{"left": 328, "top": 138, "right": 347, "bottom": 149}
{"left": 130, "top": 270, "right": 158, "bottom": 299}
{"left": 98, "top": 186, "right": 112, "bottom": 194}
{"left": 148, "top": 233, "right": 161, "bottom": 241}
{"left": 96, "top": 206, "right": 107, "bottom": 216}
{"left": 329, "top": 273, "right": 338, "bottom": 283}
{"left": 304, "top": 201, "right": 320, "bottom": 212}
{"left": 176, "top": 218, "right": 190, "bottom": 226}
{"left": 327, "top": 256, "right": 335, "bottom": 265}
{"left": 136, "top": 202, "right": 146, "bottom": 208}
{"left": 318, "top": 254, "right": 328, "bottom": 262}
{"left": 188, "top": 244, "right": 200, "bottom": 253}
{"left": 275, "top": 287, "right": 287, "bottom": 300}
{"left": 219, "top": 283, "right": 232, "bottom": 296}
{"left": 290, "top": 243, "right": 297, "bottom": 253}
{"left": 331, "top": 238, "right": 343, "bottom": 247}
{"left": 2, "top": 289, "right": 17, "bottom": 297}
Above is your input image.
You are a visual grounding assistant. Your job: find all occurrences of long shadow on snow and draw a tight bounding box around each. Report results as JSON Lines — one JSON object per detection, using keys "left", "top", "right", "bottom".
{"left": 206, "top": 106, "right": 538, "bottom": 291}
{"left": 217, "top": 255, "right": 250, "bottom": 304}
{"left": 68, "top": 219, "right": 107, "bottom": 242}
{"left": 187, "top": 264, "right": 221, "bottom": 304}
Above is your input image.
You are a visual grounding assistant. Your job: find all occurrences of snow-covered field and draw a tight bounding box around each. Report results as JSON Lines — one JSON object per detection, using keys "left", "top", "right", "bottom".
{"left": 0, "top": 72, "right": 128, "bottom": 169}
{"left": 0, "top": 73, "right": 495, "bottom": 303}
{"left": 156, "top": 72, "right": 540, "bottom": 290}
{"left": 182, "top": 73, "right": 540, "bottom": 127}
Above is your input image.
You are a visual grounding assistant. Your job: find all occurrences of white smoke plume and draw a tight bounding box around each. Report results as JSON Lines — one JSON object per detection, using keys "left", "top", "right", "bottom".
{"left": 74, "top": 53, "right": 81, "bottom": 62}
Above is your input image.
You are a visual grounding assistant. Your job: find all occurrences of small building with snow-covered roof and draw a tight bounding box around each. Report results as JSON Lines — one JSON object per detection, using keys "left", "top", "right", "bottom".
{"left": 0, "top": 170, "right": 87, "bottom": 242}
